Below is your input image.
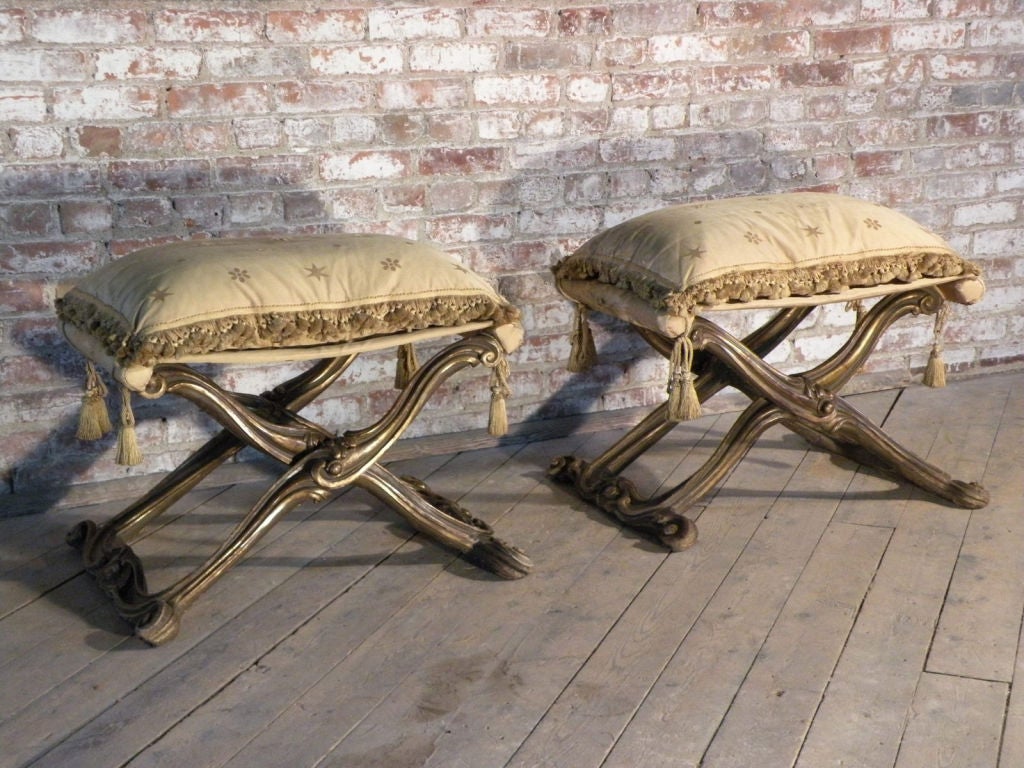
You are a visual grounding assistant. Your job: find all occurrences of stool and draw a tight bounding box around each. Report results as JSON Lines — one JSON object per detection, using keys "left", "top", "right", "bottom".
{"left": 57, "top": 233, "right": 531, "bottom": 644}
{"left": 550, "top": 192, "right": 989, "bottom": 550}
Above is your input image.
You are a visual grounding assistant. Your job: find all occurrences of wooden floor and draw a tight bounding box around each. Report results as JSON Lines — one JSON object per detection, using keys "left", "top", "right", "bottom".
{"left": 1, "top": 371, "right": 1022, "bottom": 768}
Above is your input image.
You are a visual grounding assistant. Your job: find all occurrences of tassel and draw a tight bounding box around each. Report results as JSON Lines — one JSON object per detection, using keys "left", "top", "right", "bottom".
{"left": 844, "top": 299, "right": 866, "bottom": 324}
{"left": 115, "top": 386, "right": 143, "bottom": 466}
{"left": 488, "top": 355, "right": 511, "bottom": 437}
{"left": 394, "top": 343, "right": 419, "bottom": 389}
{"left": 923, "top": 302, "right": 949, "bottom": 388}
{"left": 667, "top": 334, "right": 701, "bottom": 422}
{"left": 76, "top": 360, "right": 113, "bottom": 441}
{"left": 567, "top": 303, "right": 597, "bottom": 372}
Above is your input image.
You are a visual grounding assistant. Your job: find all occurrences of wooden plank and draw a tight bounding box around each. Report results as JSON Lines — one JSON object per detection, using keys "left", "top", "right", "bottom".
{"left": 793, "top": 504, "right": 970, "bottom": 768}
{"left": 18, "top": 441, "right": 560, "bottom": 768}
{"left": 894, "top": 672, "right": 1005, "bottom": 768}
{"left": 0, "top": 452, "right": 440, "bottom": 768}
{"left": 699, "top": 522, "right": 891, "bottom": 768}
{"left": 927, "top": 375, "right": 1024, "bottom": 683}
{"left": 205, "top": 435, "right": 627, "bottom": 768}
{"left": 597, "top": 426, "right": 870, "bottom": 767}
{"left": 315, "top": 415, "right": 742, "bottom": 768}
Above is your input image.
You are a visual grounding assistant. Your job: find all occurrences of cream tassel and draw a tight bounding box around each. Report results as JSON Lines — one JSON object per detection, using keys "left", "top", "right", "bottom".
{"left": 844, "top": 299, "right": 866, "bottom": 324}
{"left": 76, "top": 360, "right": 113, "bottom": 441}
{"left": 567, "top": 303, "right": 597, "bottom": 372}
{"left": 394, "top": 343, "right": 419, "bottom": 389}
{"left": 923, "top": 302, "right": 949, "bottom": 388}
{"left": 488, "top": 355, "right": 511, "bottom": 437}
{"left": 667, "top": 334, "right": 701, "bottom": 422}
{"left": 115, "top": 386, "right": 143, "bottom": 466}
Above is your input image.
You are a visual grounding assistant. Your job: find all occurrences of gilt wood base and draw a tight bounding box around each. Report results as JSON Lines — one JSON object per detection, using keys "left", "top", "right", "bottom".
{"left": 68, "top": 330, "right": 531, "bottom": 645}
{"left": 550, "top": 288, "right": 989, "bottom": 550}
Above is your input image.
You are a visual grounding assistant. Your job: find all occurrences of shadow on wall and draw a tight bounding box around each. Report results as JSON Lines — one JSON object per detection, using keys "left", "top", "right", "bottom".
{"left": 5, "top": 138, "right": 782, "bottom": 514}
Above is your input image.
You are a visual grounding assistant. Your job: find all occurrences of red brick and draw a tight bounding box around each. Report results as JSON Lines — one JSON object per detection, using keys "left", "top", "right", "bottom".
{"left": 0, "top": 241, "right": 102, "bottom": 274}
{"left": 927, "top": 112, "right": 1000, "bottom": 138}
{"left": 507, "top": 41, "right": 591, "bottom": 70}
{"left": 4, "top": 203, "right": 57, "bottom": 238}
{"left": 694, "top": 65, "right": 773, "bottom": 94}
{"left": 123, "top": 123, "right": 184, "bottom": 156}
{"left": 776, "top": 61, "right": 851, "bottom": 88}
{"left": 0, "top": 163, "right": 103, "bottom": 198}
{"left": 466, "top": 8, "right": 551, "bottom": 37}
{"left": 612, "top": 71, "right": 692, "bottom": 101}
{"left": 419, "top": 148, "right": 504, "bottom": 176}
{"left": 155, "top": 9, "right": 263, "bottom": 42}
{"left": 215, "top": 155, "right": 315, "bottom": 188}
{"left": 558, "top": 7, "right": 613, "bottom": 36}
{"left": 854, "top": 150, "right": 905, "bottom": 176}
{"left": 116, "top": 198, "right": 175, "bottom": 230}
{"left": 276, "top": 81, "right": 374, "bottom": 113}
{"left": 850, "top": 118, "right": 919, "bottom": 147}
{"left": 173, "top": 195, "right": 227, "bottom": 230}
{"left": 379, "top": 79, "right": 467, "bottom": 110}
{"left": 109, "top": 159, "right": 211, "bottom": 192}
{"left": 815, "top": 26, "right": 892, "bottom": 57}
{"left": 380, "top": 114, "right": 425, "bottom": 144}
{"left": 733, "top": 30, "right": 810, "bottom": 58}
{"left": 73, "top": 126, "right": 121, "bottom": 157}
{"left": 0, "top": 277, "right": 47, "bottom": 314}
{"left": 167, "top": 83, "right": 271, "bottom": 118}
{"left": 266, "top": 9, "right": 365, "bottom": 42}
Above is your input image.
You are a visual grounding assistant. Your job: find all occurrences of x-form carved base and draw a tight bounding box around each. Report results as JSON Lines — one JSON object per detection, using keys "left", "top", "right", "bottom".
{"left": 549, "top": 287, "right": 990, "bottom": 551}
{"left": 68, "top": 331, "right": 531, "bottom": 645}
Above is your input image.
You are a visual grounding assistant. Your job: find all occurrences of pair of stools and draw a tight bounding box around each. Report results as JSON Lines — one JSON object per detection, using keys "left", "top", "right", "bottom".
{"left": 57, "top": 193, "right": 988, "bottom": 644}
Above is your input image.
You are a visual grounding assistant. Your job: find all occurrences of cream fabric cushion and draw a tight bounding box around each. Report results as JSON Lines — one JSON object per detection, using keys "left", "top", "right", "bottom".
{"left": 553, "top": 192, "right": 984, "bottom": 336}
{"left": 57, "top": 234, "right": 521, "bottom": 389}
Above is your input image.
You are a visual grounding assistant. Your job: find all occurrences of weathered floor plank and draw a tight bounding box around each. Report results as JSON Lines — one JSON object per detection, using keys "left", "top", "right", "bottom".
{"left": 0, "top": 371, "right": 1019, "bottom": 768}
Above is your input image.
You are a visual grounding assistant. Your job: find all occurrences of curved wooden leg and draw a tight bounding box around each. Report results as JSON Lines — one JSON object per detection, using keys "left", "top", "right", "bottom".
{"left": 549, "top": 400, "right": 785, "bottom": 550}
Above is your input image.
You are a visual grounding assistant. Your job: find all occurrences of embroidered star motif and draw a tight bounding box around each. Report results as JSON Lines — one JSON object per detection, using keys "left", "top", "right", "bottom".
{"left": 682, "top": 246, "right": 706, "bottom": 259}
{"left": 228, "top": 267, "right": 251, "bottom": 283}
{"left": 305, "top": 263, "right": 328, "bottom": 281}
{"left": 864, "top": 217, "right": 882, "bottom": 230}
{"left": 802, "top": 225, "right": 824, "bottom": 238}
{"left": 744, "top": 231, "right": 762, "bottom": 244}
{"left": 150, "top": 287, "right": 172, "bottom": 302}
{"left": 380, "top": 258, "right": 401, "bottom": 271}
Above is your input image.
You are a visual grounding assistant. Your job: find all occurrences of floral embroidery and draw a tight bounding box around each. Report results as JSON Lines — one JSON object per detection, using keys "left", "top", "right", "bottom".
{"left": 305, "top": 263, "right": 328, "bottom": 281}
{"left": 744, "top": 231, "right": 762, "bottom": 244}
{"left": 682, "top": 246, "right": 706, "bottom": 259}
{"left": 802, "top": 225, "right": 824, "bottom": 238}
{"left": 864, "top": 217, "right": 882, "bottom": 230}
{"left": 381, "top": 258, "right": 401, "bottom": 271}
{"left": 150, "top": 287, "right": 172, "bottom": 302}
{"left": 228, "top": 268, "right": 251, "bottom": 283}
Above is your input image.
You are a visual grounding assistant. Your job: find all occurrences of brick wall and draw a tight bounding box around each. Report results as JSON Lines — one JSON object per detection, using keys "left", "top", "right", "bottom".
{"left": 2, "top": 2, "right": 1023, "bottom": 502}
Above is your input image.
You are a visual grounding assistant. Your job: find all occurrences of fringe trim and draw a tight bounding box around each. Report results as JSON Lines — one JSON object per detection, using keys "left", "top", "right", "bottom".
{"left": 554, "top": 251, "right": 978, "bottom": 317}
{"left": 923, "top": 302, "right": 949, "bottom": 388}
{"left": 76, "top": 360, "right": 113, "bottom": 441}
{"left": 567, "top": 303, "right": 597, "bottom": 372}
{"left": 844, "top": 299, "right": 866, "bottom": 324}
{"left": 115, "top": 386, "right": 143, "bottom": 466}
{"left": 667, "top": 334, "right": 701, "bottom": 422}
{"left": 56, "top": 293, "right": 521, "bottom": 370}
{"left": 394, "top": 343, "right": 419, "bottom": 389}
{"left": 488, "top": 355, "right": 511, "bottom": 437}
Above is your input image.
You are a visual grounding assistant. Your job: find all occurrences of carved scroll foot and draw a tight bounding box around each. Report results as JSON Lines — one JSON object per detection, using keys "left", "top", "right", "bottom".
{"left": 66, "top": 519, "right": 181, "bottom": 643}
{"left": 548, "top": 455, "right": 698, "bottom": 551}
{"left": 398, "top": 475, "right": 532, "bottom": 579}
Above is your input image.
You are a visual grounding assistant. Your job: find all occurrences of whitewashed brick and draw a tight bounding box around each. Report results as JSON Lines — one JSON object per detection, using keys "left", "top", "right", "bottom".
{"left": 320, "top": 151, "right": 411, "bottom": 181}
{"left": 0, "top": 88, "right": 45, "bottom": 122}
{"left": 311, "top": 45, "right": 403, "bottom": 75}
{"left": 473, "top": 75, "right": 559, "bottom": 106}
{"left": 9, "top": 126, "right": 63, "bottom": 159}
{"left": 566, "top": 74, "right": 610, "bottom": 103}
{"left": 53, "top": 86, "right": 160, "bottom": 120}
{"left": 649, "top": 33, "right": 730, "bottom": 63}
{"left": 368, "top": 7, "right": 461, "bottom": 40}
{"left": 952, "top": 201, "right": 1017, "bottom": 227}
{"left": 409, "top": 42, "right": 498, "bottom": 73}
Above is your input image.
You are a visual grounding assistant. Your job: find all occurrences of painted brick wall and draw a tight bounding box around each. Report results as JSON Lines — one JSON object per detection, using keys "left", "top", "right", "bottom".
{"left": 2, "top": 2, "right": 1023, "bottom": 501}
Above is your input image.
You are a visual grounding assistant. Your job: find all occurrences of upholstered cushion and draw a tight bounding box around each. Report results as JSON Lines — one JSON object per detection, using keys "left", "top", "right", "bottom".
{"left": 57, "top": 234, "right": 521, "bottom": 388}
{"left": 553, "top": 192, "right": 983, "bottom": 336}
